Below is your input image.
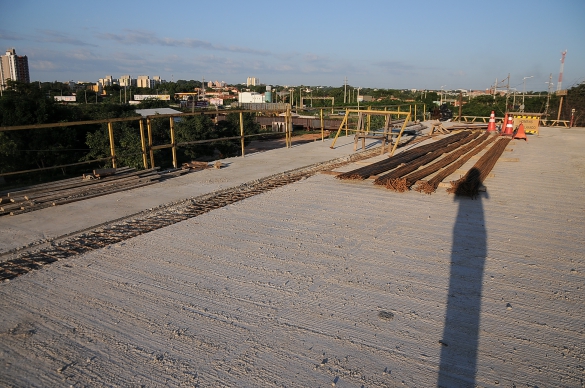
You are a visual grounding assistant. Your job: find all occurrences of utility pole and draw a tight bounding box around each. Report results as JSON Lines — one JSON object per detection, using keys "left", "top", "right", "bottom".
{"left": 344, "top": 77, "right": 347, "bottom": 104}
{"left": 493, "top": 78, "right": 497, "bottom": 100}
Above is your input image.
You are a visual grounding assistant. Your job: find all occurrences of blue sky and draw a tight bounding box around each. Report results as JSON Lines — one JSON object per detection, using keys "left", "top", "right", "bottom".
{"left": 1, "top": 0, "right": 584, "bottom": 91}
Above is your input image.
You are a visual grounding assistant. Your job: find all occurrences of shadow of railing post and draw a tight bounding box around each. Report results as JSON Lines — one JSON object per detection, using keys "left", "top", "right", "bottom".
{"left": 438, "top": 168, "right": 487, "bottom": 387}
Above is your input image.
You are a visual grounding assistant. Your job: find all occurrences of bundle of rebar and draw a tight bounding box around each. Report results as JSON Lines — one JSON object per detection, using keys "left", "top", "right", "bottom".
{"left": 414, "top": 134, "right": 499, "bottom": 194}
{"left": 384, "top": 131, "right": 485, "bottom": 192}
{"left": 375, "top": 131, "right": 479, "bottom": 188}
{"left": 336, "top": 131, "right": 471, "bottom": 181}
{"left": 447, "top": 137, "right": 511, "bottom": 198}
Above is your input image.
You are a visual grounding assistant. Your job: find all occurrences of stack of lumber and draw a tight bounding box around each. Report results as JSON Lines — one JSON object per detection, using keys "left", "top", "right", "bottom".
{"left": 0, "top": 167, "right": 161, "bottom": 217}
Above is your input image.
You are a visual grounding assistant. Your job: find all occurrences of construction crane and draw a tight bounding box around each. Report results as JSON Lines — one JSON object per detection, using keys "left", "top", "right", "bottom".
{"left": 556, "top": 50, "right": 567, "bottom": 92}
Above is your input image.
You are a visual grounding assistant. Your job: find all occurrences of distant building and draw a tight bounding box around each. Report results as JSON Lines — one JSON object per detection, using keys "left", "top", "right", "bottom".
{"left": 0, "top": 48, "right": 30, "bottom": 90}
{"left": 357, "top": 95, "right": 373, "bottom": 102}
{"left": 99, "top": 75, "right": 114, "bottom": 87}
{"left": 238, "top": 91, "right": 264, "bottom": 104}
{"left": 136, "top": 75, "right": 150, "bottom": 88}
{"left": 119, "top": 75, "right": 135, "bottom": 87}
{"left": 246, "top": 77, "right": 259, "bottom": 87}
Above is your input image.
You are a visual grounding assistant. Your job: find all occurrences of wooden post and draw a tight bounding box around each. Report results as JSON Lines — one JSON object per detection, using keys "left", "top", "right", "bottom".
{"left": 107, "top": 121, "right": 116, "bottom": 168}
{"left": 169, "top": 117, "right": 177, "bottom": 168}
{"left": 147, "top": 118, "right": 155, "bottom": 168}
{"left": 367, "top": 108, "right": 371, "bottom": 133}
{"left": 414, "top": 104, "right": 417, "bottom": 122}
{"left": 240, "top": 111, "right": 245, "bottom": 157}
{"left": 139, "top": 119, "right": 148, "bottom": 169}
{"left": 320, "top": 108, "right": 324, "bottom": 142}
{"left": 382, "top": 114, "right": 390, "bottom": 155}
{"left": 557, "top": 96, "right": 564, "bottom": 122}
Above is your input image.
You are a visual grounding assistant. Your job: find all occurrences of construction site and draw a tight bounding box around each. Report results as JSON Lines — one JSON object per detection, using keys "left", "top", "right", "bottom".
{"left": 0, "top": 109, "right": 584, "bottom": 387}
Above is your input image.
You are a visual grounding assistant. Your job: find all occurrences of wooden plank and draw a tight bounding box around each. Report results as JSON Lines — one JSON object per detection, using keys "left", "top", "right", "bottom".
{"left": 9, "top": 178, "right": 160, "bottom": 216}
{"left": 6, "top": 168, "right": 157, "bottom": 198}
{"left": 93, "top": 168, "right": 117, "bottom": 177}
{"left": 22, "top": 174, "right": 149, "bottom": 203}
{"left": 1, "top": 167, "right": 134, "bottom": 196}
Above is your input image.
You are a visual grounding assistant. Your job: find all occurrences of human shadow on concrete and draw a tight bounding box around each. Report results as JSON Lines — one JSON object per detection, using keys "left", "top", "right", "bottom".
{"left": 438, "top": 168, "right": 487, "bottom": 387}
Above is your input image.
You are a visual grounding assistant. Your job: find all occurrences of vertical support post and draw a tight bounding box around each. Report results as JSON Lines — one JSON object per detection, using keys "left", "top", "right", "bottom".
{"left": 239, "top": 111, "right": 245, "bottom": 157}
{"left": 107, "top": 121, "right": 116, "bottom": 168}
{"left": 285, "top": 106, "right": 290, "bottom": 148}
{"left": 557, "top": 96, "right": 564, "bottom": 122}
{"left": 382, "top": 114, "right": 390, "bottom": 155}
{"left": 147, "top": 117, "right": 155, "bottom": 169}
{"left": 288, "top": 107, "right": 293, "bottom": 148}
{"left": 414, "top": 104, "right": 417, "bottom": 122}
{"left": 345, "top": 108, "right": 348, "bottom": 137}
{"left": 320, "top": 108, "right": 324, "bottom": 142}
{"left": 423, "top": 104, "right": 426, "bottom": 121}
{"left": 139, "top": 119, "right": 148, "bottom": 169}
{"left": 169, "top": 116, "right": 177, "bottom": 168}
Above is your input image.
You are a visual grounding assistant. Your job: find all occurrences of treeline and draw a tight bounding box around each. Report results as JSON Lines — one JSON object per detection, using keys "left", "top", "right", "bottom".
{"left": 0, "top": 81, "right": 259, "bottom": 186}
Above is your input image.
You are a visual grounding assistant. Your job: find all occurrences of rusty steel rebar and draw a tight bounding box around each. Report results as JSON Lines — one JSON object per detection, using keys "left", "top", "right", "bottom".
{"left": 386, "top": 132, "right": 488, "bottom": 192}
{"left": 336, "top": 131, "right": 471, "bottom": 181}
{"left": 375, "top": 131, "right": 479, "bottom": 188}
{"left": 447, "top": 137, "right": 511, "bottom": 198}
{"left": 414, "top": 134, "right": 499, "bottom": 194}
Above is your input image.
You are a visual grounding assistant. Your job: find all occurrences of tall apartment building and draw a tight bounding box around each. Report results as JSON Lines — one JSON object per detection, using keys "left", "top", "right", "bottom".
{"left": 246, "top": 77, "right": 259, "bottom": 87}
{"left": 0, "top": 48, "right": 30, "bottom": 90}
{"left": 98, "top": 75, "right": 114, "bottom": 87}
{"left": 119, "top": 75, "right": 135, "bottom": 87}
{"left": 136, "top": 75, "right": 150, "bottom": 88}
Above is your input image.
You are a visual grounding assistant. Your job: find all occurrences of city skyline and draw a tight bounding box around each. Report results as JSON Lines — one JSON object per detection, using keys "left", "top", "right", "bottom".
{"left": 1, "top": 0, "right": 584, "bottom": 91}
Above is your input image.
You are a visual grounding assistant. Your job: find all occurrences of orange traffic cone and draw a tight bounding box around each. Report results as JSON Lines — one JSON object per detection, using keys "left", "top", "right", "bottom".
{"left": 514, "top": 122, "right": 527, "bottom": 141}
{"left": 487, "top": 110, "right": 497, "bottom": 132}
{"left": 501, "top": 114, "right": 514, "bottom": 136}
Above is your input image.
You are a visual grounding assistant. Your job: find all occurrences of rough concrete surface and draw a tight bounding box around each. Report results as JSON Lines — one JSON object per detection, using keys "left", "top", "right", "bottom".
{"left": 0, "top": 127, "right": 584, "bottom": 387}
{"left": 0, "top": 135, "right": 382, "bottom": 255}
